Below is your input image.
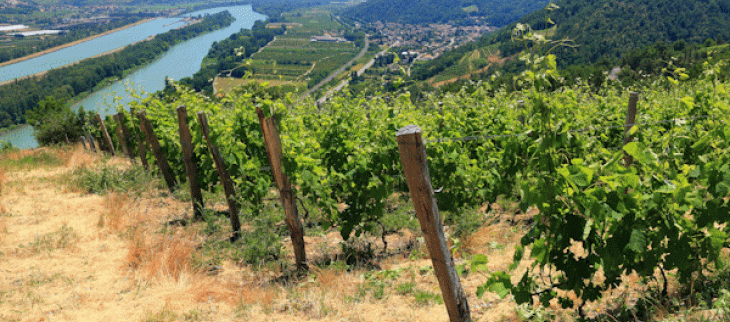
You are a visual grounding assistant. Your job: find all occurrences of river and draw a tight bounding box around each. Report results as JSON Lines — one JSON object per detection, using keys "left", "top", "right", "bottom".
{"left": 0, "top": 5, "right": 266, "bottom": 149}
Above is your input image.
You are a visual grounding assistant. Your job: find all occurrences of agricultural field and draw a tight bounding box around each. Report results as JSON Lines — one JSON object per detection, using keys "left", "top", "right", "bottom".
{"left": 216, "top": 76, "right": 307, "bottom": 94}
{"left": 428, "top": 47, "right": 502, "bottom": 85}
{"left": 216, "top": 8, "right": 362, "bottom": 94}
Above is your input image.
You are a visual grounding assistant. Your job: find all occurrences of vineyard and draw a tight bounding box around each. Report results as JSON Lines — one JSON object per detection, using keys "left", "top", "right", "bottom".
{"left": 215, "top": 8, "right": 362, "bottom": 94}
{"left": 75, "top": 52, "right": 730, "bottom": 320}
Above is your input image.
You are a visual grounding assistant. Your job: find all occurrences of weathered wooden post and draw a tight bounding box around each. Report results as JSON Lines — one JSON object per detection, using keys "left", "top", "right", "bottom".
{"left": 438, "top": 101, "right": 445, "bottom": 130}
{"left": 256, "top": 107, "right": 308, "bottom": 270}
{"left": 396, "top": 125, "right": 471, "bottom": 322}
{"left": 130, "top": 108, "right": 149, "bottom": 169}
{"left": 517, "top": 100, "right": 525, "bottom": 126}
{"left": 197, "top": 112, "right": 241, "bottom": 240}
{"left": 96, "top": 113, "right": 116, "bottom": 156}
{"left": 80, "top": 136, "right": 88, "bottom": 150}
{"left": 177, "top": 106, "right": 204, "bottom": 221}
{"left": 138, "top": 110, "right": 177, "bottom": 192}
{"left": 113, "top": 113, "right": 133, "bottom": 161}
{"left": 623, "top": 92, "right": 639, "bottom": 167}
{"left": 85, "top": 132, "right": 97, "bottom": 153}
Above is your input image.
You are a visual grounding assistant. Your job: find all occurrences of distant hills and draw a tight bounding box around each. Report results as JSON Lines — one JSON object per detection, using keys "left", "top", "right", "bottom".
{"left": 413, "top": 0, "right": 730, "bottom": 81}
{"left": 342, "top": 0, "right": 550, "bottom": 26}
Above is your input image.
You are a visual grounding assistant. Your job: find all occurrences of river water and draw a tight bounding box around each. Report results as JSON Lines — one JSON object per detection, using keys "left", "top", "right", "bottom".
{"left": 0, "top": 5, "right": 265, "bottom": 149}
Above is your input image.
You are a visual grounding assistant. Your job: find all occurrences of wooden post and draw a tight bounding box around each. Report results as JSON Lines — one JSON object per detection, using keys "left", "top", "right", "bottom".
{"left": 130, "top": 108, "right": 149, "bottom": 169}
{"left": 438, "top": 102, "right": 445, "bottom": 130}
{"left": 256, "top": 107, "right": 308, "bottom": 270}
{"left": 85, "top": 132, "right": 97, "bottom": 153}
{"left": 138, "top": 110, "right": 177, "bottom": 192}
{"left": 517, "top": 100, "right": 525, "bottom": 126}
{"left": 623, "top": 92, "right": 639, "bottom": 167}
{"left": 80, "top": 136, "right": 88, "bottom": 150}
{"left": 396, "top": 125, "right": 471, "bottom": 322}
{"left": 177, "top": 106, "right": 204, "bottom": 221}
{"left": 197, "top": 112, "right": 241, "bottom": 240}
{"left": 96, "top": 113, "right": 116, "bottom": 156}
{"left": 113, "top": 113, "right": 132, "bottom": 160}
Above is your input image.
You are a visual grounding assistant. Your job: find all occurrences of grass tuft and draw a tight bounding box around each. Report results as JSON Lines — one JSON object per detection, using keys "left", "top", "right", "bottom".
{"left": 0, "top": 146, "right": 73, "bottom": 170}
{"left": 143, "top": 305, "right": 178, "bottom": 322}
{"left": 70, "top": 163, "right": 162, "bottom": 195}
{"left": 99, "top": 193, "right": 131, "bottom": 230}
{"left": 126, "top": 229, "right": 196, "bottom": 281}
{"left": 18, "top": 224, "right": 78, "bottom": 255}
{"left": 194, "top": 209, "right": 283, "bottom": 268}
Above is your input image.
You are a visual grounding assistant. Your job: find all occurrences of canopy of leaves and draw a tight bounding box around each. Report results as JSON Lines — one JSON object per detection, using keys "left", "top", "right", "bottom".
{"left": 342, "top": 0, "right": 550, "bottom": 26}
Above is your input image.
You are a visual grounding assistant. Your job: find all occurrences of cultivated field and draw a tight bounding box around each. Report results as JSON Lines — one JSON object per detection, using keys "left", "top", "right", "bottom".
{"left": 216, "top": 9, "right": 360, "bottom": 95}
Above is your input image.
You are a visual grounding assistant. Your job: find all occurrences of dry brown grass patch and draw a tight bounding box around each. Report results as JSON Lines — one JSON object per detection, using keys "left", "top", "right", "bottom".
{"left": 186, "top": 279, "right": 237, "bottom": 304}
{"left": 240, "top": 284, "right": 278, "bottom": 307}
{"left": 66, "top": 144, "right": 101, "bottom": 169}
{"left": 126, "top": 229, "right": 197, "bottom": 281}
{"left": 0, "top": 169, "right": 6, "bottom": 217}
{"left": 2, "top": 148, "right": 37, "bottom": 161}
{"left": 312, "top": 264, "right": 348, "bottom": 291}
{"left": 461, "top": 221, "right": 520, "bottom": 256}
{"left": 100, "top": 193, "right": 132, "bottom": 230}
{"left": 0, "top": 218, "right": 6, "bottom": 242}
{"left": 191, "top": 280, "right": 279, "bottom": 307}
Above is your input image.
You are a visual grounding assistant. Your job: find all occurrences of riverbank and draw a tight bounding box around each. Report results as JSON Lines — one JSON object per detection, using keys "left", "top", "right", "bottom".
{"left": 0, "top": 43, "right": 135, "bottom": 88}
{"left": 0, "top": 18, "right": 158, "bottom": 69}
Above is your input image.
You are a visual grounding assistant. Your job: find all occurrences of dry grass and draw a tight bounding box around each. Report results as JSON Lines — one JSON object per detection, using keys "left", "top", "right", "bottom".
{"left": 126, "top": 229, "right": 197, "bottom": 281}
{"left": 312, "top": 263, "right": 348, "bottom": 290}
{"left": 0, "top": 217, "right": 6, "bottom": 243}
{"left": 0, "top": 168, "right": 6, "bottom": 217}
{"left": 99, "top": 193, "right": 132, "bottom": 230}
{"left": 10, "top": 224, "right": 80, "bottom": 257}
{"left": 66, "top": 144, "right": 102, "bottom": 169}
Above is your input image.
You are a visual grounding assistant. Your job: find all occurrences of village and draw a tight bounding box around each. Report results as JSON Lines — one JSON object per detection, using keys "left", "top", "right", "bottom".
{"left": 369, "top": 20, "right": 496, "bottom": 62}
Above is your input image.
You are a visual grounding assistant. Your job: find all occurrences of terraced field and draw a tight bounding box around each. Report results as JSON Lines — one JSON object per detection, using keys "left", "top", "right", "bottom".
{"left": 216, "top": 9, "right": 361, "bottom": 94}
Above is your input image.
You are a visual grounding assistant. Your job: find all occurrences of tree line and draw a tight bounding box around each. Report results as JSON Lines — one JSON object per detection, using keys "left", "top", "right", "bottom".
{"left": 0, "top": 11, "right": 235, "bottom": 130}
{"left": 341, "top": 0, "right": 550, "bottom": 27}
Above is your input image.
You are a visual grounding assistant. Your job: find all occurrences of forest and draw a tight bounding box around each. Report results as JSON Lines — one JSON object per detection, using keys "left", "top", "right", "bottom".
{"left": 342, "top": 0, "right": 550, "bottom": 26}
{"left": 0, "top": 11, "right": 235, "bottom": 130}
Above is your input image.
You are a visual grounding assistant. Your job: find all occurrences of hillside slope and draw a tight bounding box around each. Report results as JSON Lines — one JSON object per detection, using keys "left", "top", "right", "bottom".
{"left": 342, "top": 0, "right": 550, "bottom": 26}
{"left": 413, "top": 0, "right": 730, "bottom": 80}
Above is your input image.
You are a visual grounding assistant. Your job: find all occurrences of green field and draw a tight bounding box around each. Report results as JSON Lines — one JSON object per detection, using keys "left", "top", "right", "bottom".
{"left": 216, "top": 76, "right": 307, "bottom": 94}
{"left": 429, "top": 46, "right": 499, "bottom": 84}
{"left": 236, "top": 7, "right": 361, "bottom": 90}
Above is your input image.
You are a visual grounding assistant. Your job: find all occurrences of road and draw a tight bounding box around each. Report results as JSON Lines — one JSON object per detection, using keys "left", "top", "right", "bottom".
{"left": 303, "top": 35, "right": 370, "bottom": 99}
{"left": 316, "top": 45, "right": 388, "bottom": 104}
